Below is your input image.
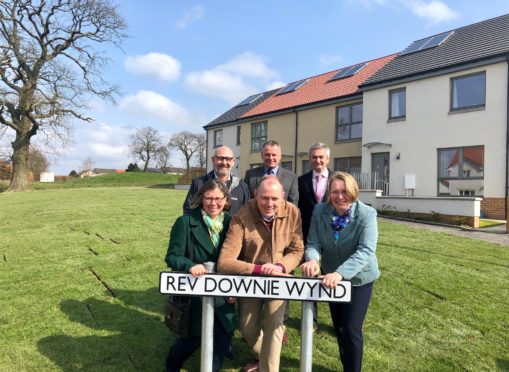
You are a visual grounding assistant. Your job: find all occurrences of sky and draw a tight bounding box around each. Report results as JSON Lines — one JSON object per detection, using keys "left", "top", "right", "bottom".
{"left": 9, "top": 0, "right": 509, "bottom": 175}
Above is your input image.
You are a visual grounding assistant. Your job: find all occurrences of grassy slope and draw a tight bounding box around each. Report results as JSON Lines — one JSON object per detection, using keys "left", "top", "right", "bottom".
{"left": 0, "top": 187, "right": 508, "bottom": 371}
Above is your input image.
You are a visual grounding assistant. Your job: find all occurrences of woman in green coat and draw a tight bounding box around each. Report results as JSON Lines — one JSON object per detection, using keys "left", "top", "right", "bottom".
{"left": 165, "top": 180, "right": 236, "bottom": 372}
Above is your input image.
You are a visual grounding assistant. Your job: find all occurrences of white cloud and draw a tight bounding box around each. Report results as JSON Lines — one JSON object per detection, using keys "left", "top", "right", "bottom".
{"left": 402, "top": 0, "right": 458, "bottom": 24}
{"left": 266, "top": 81, "right": 285, "bottom": 91}
{"left": 185, "top": 52, "right": 281, "bottom": 103}
{"left": 319, "top": 54, "right": 345, "bottom": 67}
{"left": 175, "top": 6, "right": 205, "bottom": 29}
{"left": 125, "top": 53, "right": 181, "bottom": 82}
{"left": 186, "top": 70, "right": 255, "bottom": 104}
{"left": 218, "top": 52, "right": 280, "bottom": 80}
{"left": 91, "top": 143, "right": 127, "bottom": 157}
{"left": 118, "top": 90, "right": 191, "bottom": 124}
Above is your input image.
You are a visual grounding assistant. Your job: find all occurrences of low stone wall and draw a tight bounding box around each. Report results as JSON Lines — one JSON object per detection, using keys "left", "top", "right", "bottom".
{"left": 359, "top": 190, "right": 482, "bottom": 228}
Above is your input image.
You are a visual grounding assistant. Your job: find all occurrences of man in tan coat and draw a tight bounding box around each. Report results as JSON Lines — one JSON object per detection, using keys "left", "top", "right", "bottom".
{"left": 218, "top": 175, "right": 304, "bottom": 372}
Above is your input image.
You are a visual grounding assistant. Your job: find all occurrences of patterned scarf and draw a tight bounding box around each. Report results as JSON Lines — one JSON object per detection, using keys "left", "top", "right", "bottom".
{"left": 202, "top": 209, "right": 224, "bottom": 248}
{"left": 331, "top": 207, "right": 351, "bottom": 241}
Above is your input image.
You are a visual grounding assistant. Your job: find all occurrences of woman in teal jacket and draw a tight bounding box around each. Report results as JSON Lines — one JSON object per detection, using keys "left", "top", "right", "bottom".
{"left": 301, "top": 172, "right": 379, "bottom": 372}
{"left": 165, "top": 180, "right": 236, "bottom": 372}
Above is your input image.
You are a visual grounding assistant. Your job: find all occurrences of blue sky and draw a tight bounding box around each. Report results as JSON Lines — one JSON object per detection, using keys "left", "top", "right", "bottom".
{"left": 31, "top": 0, "right": 509, "bottom": 174}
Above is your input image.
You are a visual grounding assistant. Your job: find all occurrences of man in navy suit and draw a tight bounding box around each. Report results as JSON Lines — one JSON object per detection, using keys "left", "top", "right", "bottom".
{"left": 297, "top": 142, "right": 332, "bottom": 332}
{"left": 243, "top": 140, "right": 299, "bottom": 205}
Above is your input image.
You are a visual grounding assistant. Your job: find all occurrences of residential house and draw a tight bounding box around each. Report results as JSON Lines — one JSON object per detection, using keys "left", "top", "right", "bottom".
{"left": 203, "top": 89, "right": 279, "bottom": 177}
{"left": 212, "top": 54, "right": 396, "bottom": 176}
{"left": 360, "top": 14, "right": 509, "bottom": 220}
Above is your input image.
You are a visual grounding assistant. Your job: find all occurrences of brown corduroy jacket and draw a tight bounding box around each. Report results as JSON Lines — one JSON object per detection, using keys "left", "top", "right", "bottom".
{"left": 217, "top": 199, "right": 304, "bottom": 275}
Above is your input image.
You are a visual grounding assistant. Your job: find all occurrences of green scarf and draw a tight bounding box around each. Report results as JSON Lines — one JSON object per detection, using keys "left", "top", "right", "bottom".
{"left": 201, "top": 209, "right": 224, "bottom": 249}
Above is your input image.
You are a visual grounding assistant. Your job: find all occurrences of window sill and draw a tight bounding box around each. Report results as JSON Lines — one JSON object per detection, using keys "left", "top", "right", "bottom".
{"left": 449, "top": 106, "right": 485, "bottom": 115}
{"left": 387, "top": 117, "right": 406, "bottom": 123}
{"left": 335, "top": 138, "right": 362, "bottom": 144}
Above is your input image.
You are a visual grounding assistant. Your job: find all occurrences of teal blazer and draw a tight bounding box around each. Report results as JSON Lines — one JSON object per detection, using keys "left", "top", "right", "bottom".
{"left": 305, "top": 201, "right": 380, "bottom": 286}
{"left": 165, "top": 208, "right": 236, "bottom": 337}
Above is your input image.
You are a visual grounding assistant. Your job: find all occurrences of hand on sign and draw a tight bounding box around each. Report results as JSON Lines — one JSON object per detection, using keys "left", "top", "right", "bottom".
{"left": 260, "top": 263, "right": 289, "bottom": 276}
{"left": 301, "top": 260, "right": 320, "bottom": 277}
{"left": 189, "top": 264, "right": 208, "bottom": 277}
{"left": 321, "top": 272, "right": 343, "bottom": 288}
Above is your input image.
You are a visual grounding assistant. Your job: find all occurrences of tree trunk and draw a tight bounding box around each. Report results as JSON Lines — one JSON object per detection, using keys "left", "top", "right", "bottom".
{"left": 8, "top": 133, "right": 31, "bottom": 192}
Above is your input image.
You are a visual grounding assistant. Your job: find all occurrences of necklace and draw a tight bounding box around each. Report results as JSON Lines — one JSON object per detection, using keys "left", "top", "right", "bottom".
{"left": 331, "top": 207, "right": 351, "bottom": 241}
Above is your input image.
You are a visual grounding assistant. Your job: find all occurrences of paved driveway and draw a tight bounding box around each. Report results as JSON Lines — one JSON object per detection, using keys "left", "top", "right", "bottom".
{"left": 380, "top": 217, "right": 509, "bottom": 247}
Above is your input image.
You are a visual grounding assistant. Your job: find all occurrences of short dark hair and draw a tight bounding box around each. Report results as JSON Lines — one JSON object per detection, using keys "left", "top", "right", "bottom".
{"left": 190, "top": 180, "right": 231, "bottom": 211}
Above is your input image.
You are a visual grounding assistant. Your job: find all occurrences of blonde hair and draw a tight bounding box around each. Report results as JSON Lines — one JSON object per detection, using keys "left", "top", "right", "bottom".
{"left": 326, "top": 171, "right": 359, "bottom": 202}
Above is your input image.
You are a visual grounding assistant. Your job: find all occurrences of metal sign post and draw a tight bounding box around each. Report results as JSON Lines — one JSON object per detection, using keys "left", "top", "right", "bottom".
{"left": 200, "top": 262, "right": 215, "bottom": 372}
{"left": 160, "top": 272, "right": 351, "bottom": 371}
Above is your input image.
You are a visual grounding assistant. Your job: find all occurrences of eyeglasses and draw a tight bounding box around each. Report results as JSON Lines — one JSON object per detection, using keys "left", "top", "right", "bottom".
{"left": 203, "top": 196, "right": 226, "bottom": 203}
{"left": 214, "top": 156, "right": 234, "bottom": 162}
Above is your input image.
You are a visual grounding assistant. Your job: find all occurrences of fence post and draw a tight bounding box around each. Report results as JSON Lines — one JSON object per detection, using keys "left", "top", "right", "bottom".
{"left": 200, "top": 262, "right": 216, "bottom": 372}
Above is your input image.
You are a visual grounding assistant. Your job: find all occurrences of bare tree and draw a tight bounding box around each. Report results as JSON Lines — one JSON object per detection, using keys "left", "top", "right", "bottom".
{"left": 80, "top": 156, "right": 95, "bottom": 172}
{"left": 168, "top": 131, "right": 201, "bottom": 172}
{"left": 129, "top": 127, "right": 161, "bottom": 172}
{"left": 156, "top": 145, "right": 171, "bottom": 173}
{"left": 0, "top": 0, "right": 127, "bottom": 191}
{"left": 27, "top": 146, "right": 49, "bottom": 180}
{"left": 194, "top": 133, "right": 206, "bottom": 168}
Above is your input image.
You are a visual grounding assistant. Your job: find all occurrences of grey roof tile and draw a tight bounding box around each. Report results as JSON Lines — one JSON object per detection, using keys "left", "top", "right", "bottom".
{"left": 203, "top": 89, "right": 279, "bottom": 128}
{"left": 362, "top": 14, "right": 509, "bottom": 88}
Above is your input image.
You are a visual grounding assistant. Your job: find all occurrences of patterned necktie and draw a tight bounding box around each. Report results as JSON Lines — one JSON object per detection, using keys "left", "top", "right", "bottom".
{"left": 266, "top": 169, "right": 273, "bottom": 175}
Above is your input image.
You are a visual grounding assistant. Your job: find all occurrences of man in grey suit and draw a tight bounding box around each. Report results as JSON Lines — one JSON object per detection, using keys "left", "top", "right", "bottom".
{"left": 243, "top": 140, "right": 299, "bottom": 205}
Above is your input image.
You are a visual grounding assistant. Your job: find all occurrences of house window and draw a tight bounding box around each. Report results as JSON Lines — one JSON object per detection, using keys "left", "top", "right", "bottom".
{"left": 213, "top": 129, "right": 223, "bottom": 147}
{"left": 334, "top": 157, "right": 362, "bottom": 175}
{"left": 438, "top": 146, "right": 484, "bottom": 196}
{"left": 236, "top": 126, "right": 241, "bottom": 145}
{"left": 302, "top": 160, "right": 311, "bottom": 174}
{"left": 251, "top": 121, "right": 267, "bottom": 151}
{"left": 451, "top": 72, "right": 486, "bottom": 111}
{"left": 336, "top": 103, "right": 362, "bottom": 141}
{"left": 389, "top": 88, "right": 406, "bottom": 119}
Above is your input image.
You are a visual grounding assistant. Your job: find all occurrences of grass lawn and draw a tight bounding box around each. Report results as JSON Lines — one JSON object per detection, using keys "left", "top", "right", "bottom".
{"left": 1, "top": 186, "right": 508, "bottom": 371}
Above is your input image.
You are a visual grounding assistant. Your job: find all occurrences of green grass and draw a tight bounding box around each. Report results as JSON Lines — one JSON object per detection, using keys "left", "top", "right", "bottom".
{"left": 31, "top": 172, "right": 179, "bottom": 190}
{"left": 1, "top": 187, "right": 508, "bottom": 371}
{"left": 479, "top": 219, "right": 506, "bottom": 228}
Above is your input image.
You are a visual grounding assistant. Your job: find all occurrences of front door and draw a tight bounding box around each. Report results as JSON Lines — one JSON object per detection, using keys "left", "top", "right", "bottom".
{"left": 371, "top": 152, "right": 390, "bottom": 195}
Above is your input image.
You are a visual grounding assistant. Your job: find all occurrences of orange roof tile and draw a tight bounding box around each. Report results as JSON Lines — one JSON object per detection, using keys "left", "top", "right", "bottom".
{"left": 241, "top": 53, "right": 397, "bottom": 118}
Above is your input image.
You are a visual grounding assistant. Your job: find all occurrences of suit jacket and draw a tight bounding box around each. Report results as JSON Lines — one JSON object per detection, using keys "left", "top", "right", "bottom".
{"left": 165, "top": 208, "right": 236, "bottom": 336}
{"left": 305, "top": 201, "right": 380, "bottom": 286}
{"left": 298, "top": 169, "right": 332, "bottom": 243}
{"left": 243, "top": 166, "right": 299, "bottom": 205}
{"left": 183, "top": 171, "right": 250, "bottom": 216}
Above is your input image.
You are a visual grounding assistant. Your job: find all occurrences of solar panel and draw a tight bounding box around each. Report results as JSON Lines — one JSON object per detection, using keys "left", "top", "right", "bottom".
{"left": 329, "top": 62, "right": 368, "bottom": 81}
{"left": 400, "top": 31, "right": 454, "bottom": 55}
{"left": 236, "top": 93, "right": 263, "bottom": 107}
{"left": 277, "top": 79, "right": 308, "bottom": 95}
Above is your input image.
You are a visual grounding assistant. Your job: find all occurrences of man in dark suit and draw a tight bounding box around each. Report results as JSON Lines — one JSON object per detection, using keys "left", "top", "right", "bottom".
{"left": 243, "top": 140, "right": 299, "bottom": 205}
{"left": 298, "top": 142, "right": 332, "bottom": 332}
{"left": 183, "top": 145, "right": 250, "bottom": 216}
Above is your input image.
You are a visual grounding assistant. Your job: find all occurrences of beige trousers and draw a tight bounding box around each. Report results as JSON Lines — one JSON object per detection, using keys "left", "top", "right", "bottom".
{"left": 238, "top": 298, "right": 286, "bottom": 372}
